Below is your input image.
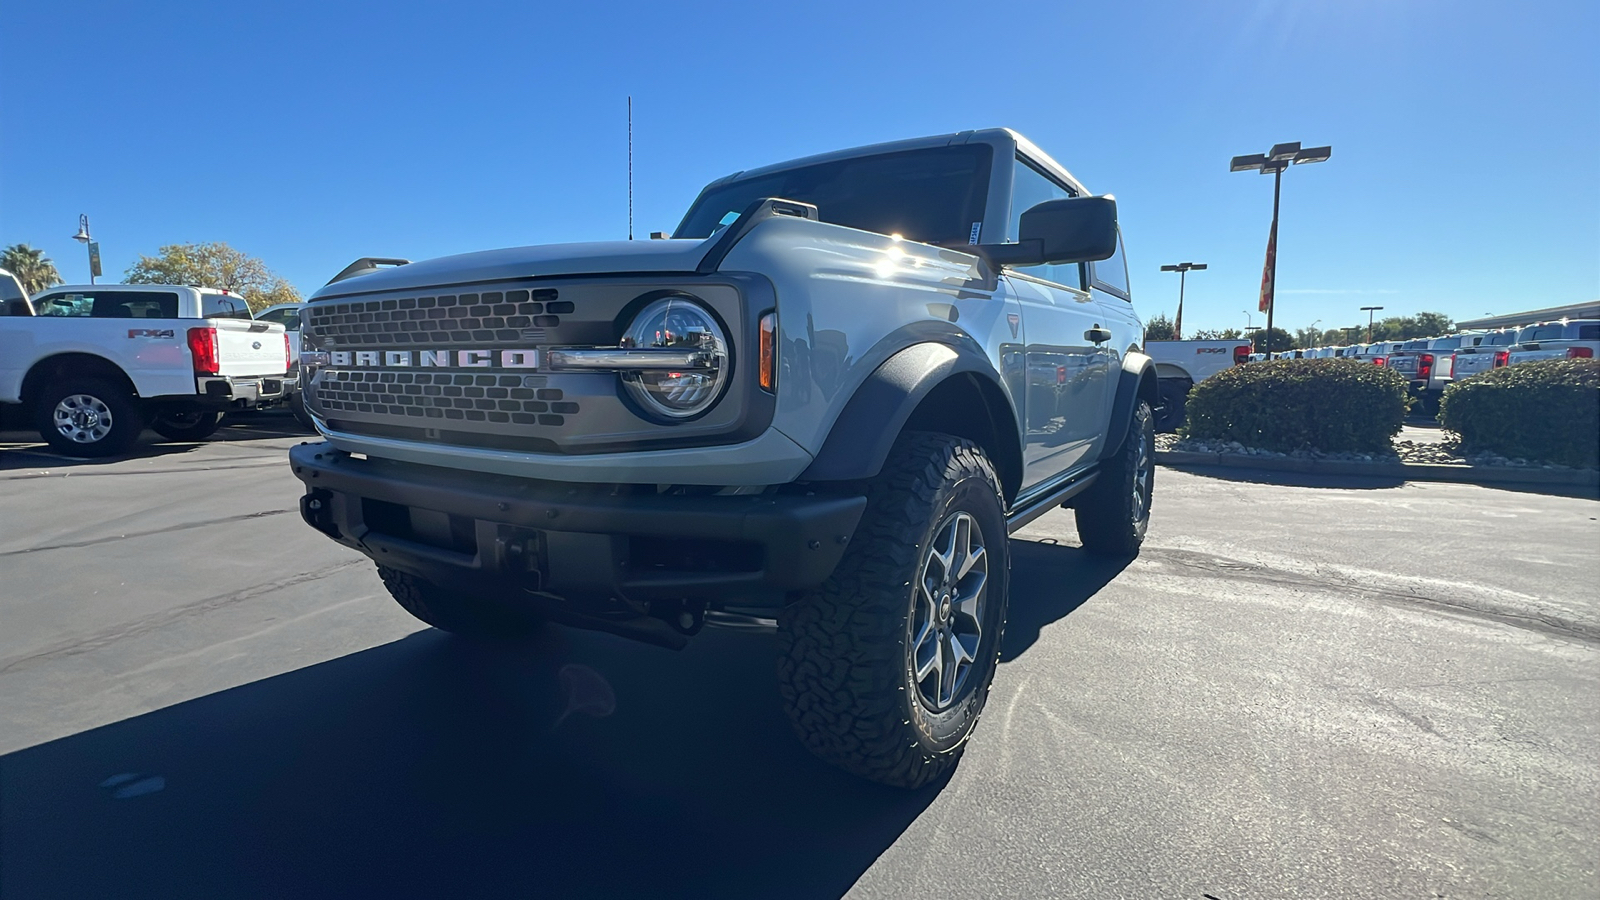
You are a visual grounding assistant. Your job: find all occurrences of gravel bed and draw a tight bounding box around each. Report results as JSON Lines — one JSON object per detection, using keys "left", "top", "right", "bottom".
{"left": 1156, "top": 433, "right": 1590, "bottom": 471}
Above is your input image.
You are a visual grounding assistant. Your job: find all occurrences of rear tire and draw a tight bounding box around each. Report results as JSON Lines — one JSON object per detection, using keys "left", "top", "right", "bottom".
{"left": 34, "top": 377, "right": 144, "bottom": 457}
{"left": 777, "top": 432, "right": 1010, "bottom": 789}
{"left": 1075, "top": 400, "right": 1154, "bottom": 556}
{"left": 150, "top": 410, "right": 225, "bottom": 442}
{"left": 377, "top": 565, "right": 543, "bottom": 639}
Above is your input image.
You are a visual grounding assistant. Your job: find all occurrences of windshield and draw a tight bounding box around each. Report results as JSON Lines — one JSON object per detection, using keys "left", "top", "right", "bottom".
{"left": 675, "top": 145, "right": 993, "bottom": 246}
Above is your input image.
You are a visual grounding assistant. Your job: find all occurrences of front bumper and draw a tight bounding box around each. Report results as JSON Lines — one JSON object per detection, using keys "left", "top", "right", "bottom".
{"left": 288, "top": 442, "right": 865, "bottom": 608}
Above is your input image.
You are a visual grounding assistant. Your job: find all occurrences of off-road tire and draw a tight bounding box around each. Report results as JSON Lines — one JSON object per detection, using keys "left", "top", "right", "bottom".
{"left": 150, "top": 410, "right": 226, "bottom": 442}
{"left": 34, "top": 377, "right": 145, "bottom": 457}
{"left": 1075, "top": 399, "right": 1154, "bottom": 556}
{"left": 377, "top": 565, "right": 544, "bottom": 639}
{"left": 777, "top": 432, "right": 1010, "bottom": 789}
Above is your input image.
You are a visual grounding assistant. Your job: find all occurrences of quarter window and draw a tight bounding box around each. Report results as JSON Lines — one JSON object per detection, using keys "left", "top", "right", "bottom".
{"left": 1091, "top": 231, "right": 1129, "bottom": 298}
{"left": 1008, "top": 157, "right": 1083, "bottom": 290}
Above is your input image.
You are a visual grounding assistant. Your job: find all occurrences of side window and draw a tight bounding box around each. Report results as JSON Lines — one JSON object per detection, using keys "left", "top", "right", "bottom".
{"left": 1009, "top": 157, "right": 1083, "bottom": 290}
{"left": 202, "top": 293, "right": 252, "bottom": 320}
{"left": 1090, "top": 231, "right": 1130, "bottom": 299}
{"left": 33, "top": 293, "right": 88, "bottom": 316}
{"left": 32, "top": 291, "right": 178, "bottom": 318}
{"left": 1577, "top": 324, "right": 1599, "bottom": 340}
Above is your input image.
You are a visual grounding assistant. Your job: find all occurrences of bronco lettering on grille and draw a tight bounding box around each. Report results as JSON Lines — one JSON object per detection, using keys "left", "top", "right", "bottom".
{"left": 328, "top": 349, "right": 540, "bottom": 369}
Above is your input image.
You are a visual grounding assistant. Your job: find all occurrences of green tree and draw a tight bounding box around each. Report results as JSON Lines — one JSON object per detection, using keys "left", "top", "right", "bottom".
{"left": 1413, "top": 311, "right": 1455, "bottom": 337}
{"left": 1252, "top": 327, "right": 1295, "bottom": 353}
{"left": 1191, "top": 327, "right": 1245, "bottom": 340}
{"left": 1293, "top": 326, "right": 1325, "bottom": 348}
{"left": 125, "top": 242, "right": 301, "bottom": 312}
{"left": 1, "top": 244, "right": 63, "bottom": 295}
{"left": 1143, "top": 313, "right": 1177, "bottom": 342}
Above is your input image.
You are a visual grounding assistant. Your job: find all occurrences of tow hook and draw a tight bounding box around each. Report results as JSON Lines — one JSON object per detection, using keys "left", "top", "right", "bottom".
{"left": 301, "top": 489, "right": 338, "bottom": 538}
{"left": 652, "top": 600, "right": 706, "bottom": 636}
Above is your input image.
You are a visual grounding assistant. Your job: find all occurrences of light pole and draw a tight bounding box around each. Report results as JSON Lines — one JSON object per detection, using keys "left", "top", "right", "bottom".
{"left": 71, "top": 214, "right": 98, "bottom": 285}
{"left": 1230, "top": 142, "right": 1332, "bottom": 358}
{"left": 1361, "top": 305, "right": 1384, "bottom": 343}
{"left": 1242, "top": 309, "right": 1254, "bottom": 332}
{"left": 1159, "top": 262, "right": 1205, "bottom": 339}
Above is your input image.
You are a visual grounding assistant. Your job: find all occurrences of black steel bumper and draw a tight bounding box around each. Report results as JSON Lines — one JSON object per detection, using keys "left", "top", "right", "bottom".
{"left": 288, "top": 442, "right": 865, "bottom": 608}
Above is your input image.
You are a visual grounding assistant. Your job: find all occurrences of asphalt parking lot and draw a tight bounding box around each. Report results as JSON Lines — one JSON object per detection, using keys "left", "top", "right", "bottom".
{"left": 1, "top": 418, "right": 1596, "bottom": 900}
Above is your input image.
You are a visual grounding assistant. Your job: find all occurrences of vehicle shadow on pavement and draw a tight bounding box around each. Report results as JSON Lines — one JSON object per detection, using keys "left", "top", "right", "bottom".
{"left": 1001, "top": 539, "right": 1130, "bottom": 662}
{"left": 1171, "top": 464, "right": 1598, "bottom": 500}
{"left": 0, "top": 625, "right": 938, "bottom": 900}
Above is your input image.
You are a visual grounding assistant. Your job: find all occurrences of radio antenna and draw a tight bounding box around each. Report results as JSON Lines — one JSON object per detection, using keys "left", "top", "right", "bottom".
{"left": 627, "top": 96, "right": 634, "bottom": 241}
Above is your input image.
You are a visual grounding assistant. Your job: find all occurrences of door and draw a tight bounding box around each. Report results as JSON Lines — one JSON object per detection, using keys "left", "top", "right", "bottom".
{"left": 1009, "top": 275, "right": 1111, "bottom": 491}
{"left": 1005, "top": 155, "right": 1112, "bottom": 492}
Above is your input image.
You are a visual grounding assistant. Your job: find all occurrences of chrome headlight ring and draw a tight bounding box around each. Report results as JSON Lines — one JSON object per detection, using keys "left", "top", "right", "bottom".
{"left": 617, "top": 295, "right": 730, "bottom": 420}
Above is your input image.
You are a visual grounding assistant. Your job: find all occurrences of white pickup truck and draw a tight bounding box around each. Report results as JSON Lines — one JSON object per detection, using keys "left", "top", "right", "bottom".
{"left": 1449, "top": 329, "right": 1520, "bottom": 380}
{"left": 1506, "top": 320, "right": 1600, "bottom": 366}
{"left": 1385, "top": 335, "right": 1487, "bottom": 411}
{"left": 1143, "top": 339, "right": 1252, "bottom": 431}
{"left": 0, "top": 283, "right": 289, "bottom": 455}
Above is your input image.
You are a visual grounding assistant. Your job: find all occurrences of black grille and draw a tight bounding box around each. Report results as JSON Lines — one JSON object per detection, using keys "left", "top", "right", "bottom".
{"left": 315, "top": 370, "right": 579, "bottom": 426}
{"left": 304, "top": 288, "right": 576, "bottom": 346}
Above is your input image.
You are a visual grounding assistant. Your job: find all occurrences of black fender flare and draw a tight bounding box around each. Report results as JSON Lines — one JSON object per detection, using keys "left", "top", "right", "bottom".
{"left": 1099, "top": 351, "right": 1158, "bottom": 461}
{"left": 800, "top": 342, "right": 1021, "bottom": 491}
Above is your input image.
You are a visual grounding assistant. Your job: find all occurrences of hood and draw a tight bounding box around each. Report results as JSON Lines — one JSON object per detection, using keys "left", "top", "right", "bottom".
{"left": 313, "top": 238, "right": 713, "bottom": 299}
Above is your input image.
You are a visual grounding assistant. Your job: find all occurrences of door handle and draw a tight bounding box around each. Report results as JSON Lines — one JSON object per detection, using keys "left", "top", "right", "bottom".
{"left": 1085, "top": 328, "right": 1112, "bottom": 344}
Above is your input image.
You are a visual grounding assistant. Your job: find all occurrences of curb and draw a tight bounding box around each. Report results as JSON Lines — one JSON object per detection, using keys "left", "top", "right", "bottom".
{"left": 1155, "top": 450, "right": 1600, "bottom": 488}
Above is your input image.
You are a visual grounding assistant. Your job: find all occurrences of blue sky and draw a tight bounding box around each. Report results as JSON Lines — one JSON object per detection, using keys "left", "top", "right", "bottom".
{"left": 2, "top": 0, "right": 1595, "bottom": 335}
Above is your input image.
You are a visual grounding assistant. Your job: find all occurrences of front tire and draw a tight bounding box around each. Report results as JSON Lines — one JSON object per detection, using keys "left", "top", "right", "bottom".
{"left": 1075, "top": 399, "right": 1155, "bottom": 556}
{"left": 376, "top": 566, "right": 543, "bottom": 639}
{"left": 150, "top": 410, "right": 225, "bottom": 442}
{"left": 34, "top": 378, "right": 145, "bottom": 457}
{"left": 777, "top": 432, "right": 1010, "bottom": 789}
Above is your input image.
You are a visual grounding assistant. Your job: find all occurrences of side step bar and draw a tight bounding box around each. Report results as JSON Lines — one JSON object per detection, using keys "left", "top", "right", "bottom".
{"left": 1005, "top": 467, "right": 1099, "bottom": 534}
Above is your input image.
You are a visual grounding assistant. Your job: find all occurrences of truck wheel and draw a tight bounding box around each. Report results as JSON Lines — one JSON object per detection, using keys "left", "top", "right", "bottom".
{"left": 777, "top": 432, "right": 1010, "bottom": 789}
{"left": 34, "top": 378, "right": 145, "bottom": 457}
{"left": 376, "top": 565, "right": 543, "bottom": 639}
{"left": 150, "top": 410, "right": 225, "bottom": 442}
{"left": 1075, "top": 399, "right": 1154, "bottom": 556}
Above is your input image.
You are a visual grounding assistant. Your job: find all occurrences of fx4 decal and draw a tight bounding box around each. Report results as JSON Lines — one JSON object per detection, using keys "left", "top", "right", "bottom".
{"left": 128, "top": 328, "right": 176, "bottom": 339}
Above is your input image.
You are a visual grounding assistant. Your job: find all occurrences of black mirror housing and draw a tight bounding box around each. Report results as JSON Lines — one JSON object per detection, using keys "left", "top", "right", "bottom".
{"left": 974, "top": 196, "right": 1119, "bottom": 267}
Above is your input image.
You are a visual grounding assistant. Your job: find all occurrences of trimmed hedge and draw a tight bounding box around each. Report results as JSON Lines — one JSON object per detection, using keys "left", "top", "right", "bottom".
{"left": 1180, "top": 359, "right": 1410, "bottom": 453}
{"left": 1439, "top": 359, "right": 1599, "bottom": 468}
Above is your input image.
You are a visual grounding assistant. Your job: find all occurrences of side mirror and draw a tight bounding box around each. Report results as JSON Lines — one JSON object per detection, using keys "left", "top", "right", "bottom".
{"left": 974, "top": 196, "right": 1118, "bottom": 267}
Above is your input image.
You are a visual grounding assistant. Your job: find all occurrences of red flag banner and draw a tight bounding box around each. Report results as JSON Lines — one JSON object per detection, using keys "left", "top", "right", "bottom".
{"left": 1258, "top": 217, "right": 1278, "bottom": 314}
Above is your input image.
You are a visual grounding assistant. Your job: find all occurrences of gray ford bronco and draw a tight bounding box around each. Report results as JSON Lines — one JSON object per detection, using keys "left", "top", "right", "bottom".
{"left": 289, "top": 128, "right": 1155, "bottom": 788}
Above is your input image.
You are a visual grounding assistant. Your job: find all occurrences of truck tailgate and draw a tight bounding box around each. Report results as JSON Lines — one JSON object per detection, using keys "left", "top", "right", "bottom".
{"left": 1387, "top": 355, "right": 1420, "bottom": 376}
{"left": 214, "top": 319, "right": 288, "bottom": 377}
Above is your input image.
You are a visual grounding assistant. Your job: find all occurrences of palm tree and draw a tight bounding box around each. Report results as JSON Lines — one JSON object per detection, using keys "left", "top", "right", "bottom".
{"left": 1, "top": 244, "right": 63, "bottom": 296}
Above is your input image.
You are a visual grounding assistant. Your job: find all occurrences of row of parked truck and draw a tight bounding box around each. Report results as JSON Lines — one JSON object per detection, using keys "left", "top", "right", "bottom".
{"left": 1245, "top": 320, "right": 1600, "bottom": 411}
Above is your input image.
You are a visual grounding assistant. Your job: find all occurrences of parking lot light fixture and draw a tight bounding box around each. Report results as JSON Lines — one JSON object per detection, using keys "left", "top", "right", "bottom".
{"left": 1361, "top": 305, "right": 1384, "bottom": 343}
{"left": 1231, "top": 141, "right": 1333, "bottom": 363}
{"left": 1159, "top": 262, "right": 1206, "bottom": 339}
{"left": 72, "top": 214, "right": 96, "bottom": 284}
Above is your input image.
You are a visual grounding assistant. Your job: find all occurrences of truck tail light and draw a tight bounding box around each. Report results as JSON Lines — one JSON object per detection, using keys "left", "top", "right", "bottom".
{"left": 1374, "top": 357, "right": 1386, "bottom": 366}
{"left": 1568, "top": 347, "right": 1594, "bottom": 359}
{"left": 758, "top": 311, "right": 777, "bottom": 392}
{"left": 1233, "top": 344, "right": 1250, "bottom": 365}
{"left": 1493, "top": 350, "right": 1509, "bottom": 367}
{"left": 1418, "top": 353, "right": 1434, "bottom": 380}
{"left": 284, "top": 332, "right": 293, "bottom": 372}
{"left": 187, "top": 326, "right": 220, "bottom": 375}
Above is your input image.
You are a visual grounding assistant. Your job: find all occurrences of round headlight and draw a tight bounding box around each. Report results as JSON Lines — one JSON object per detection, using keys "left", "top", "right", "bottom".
{"left": 619, "top": 296, "right": 729, "bottom": 419}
